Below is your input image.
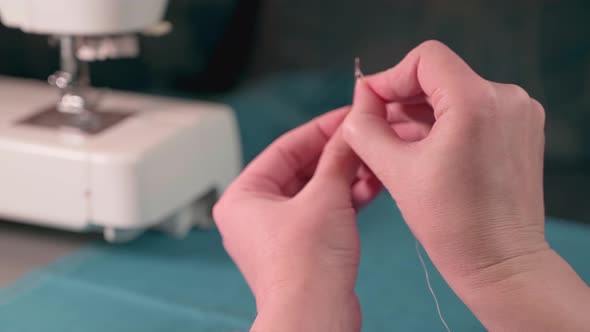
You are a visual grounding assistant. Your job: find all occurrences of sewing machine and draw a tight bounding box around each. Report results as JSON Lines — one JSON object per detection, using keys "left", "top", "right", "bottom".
{"left": 0, "top": 0, "right": 242, "bottom": 242}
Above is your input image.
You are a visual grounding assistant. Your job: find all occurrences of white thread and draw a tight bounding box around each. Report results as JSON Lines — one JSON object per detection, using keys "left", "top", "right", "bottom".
{"left": 416, "top": 239, "right": 451, "bottom": 332}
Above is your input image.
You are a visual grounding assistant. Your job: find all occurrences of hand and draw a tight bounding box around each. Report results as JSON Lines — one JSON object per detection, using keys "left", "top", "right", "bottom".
{"left": 345, "top": 40, "right": 548, "bottom": 281}
{"left": 343, "top": 40, "right": 590, "bottom": 330}
{"left": 213, "top": 107, "right": 381, "bottom": 332}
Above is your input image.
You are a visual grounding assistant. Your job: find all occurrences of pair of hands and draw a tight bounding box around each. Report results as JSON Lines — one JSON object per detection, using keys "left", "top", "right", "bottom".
{"left": 213, "top": 41, "right": 589, "bottom": 331}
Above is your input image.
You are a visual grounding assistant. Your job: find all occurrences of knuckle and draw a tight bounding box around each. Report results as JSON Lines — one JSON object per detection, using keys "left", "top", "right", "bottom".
{"left": 273, "top": 130, "right": 292, "bottom": 147}
{"left": 418, "top": 39, "right": 450, "bottom": 53}
{"left": 341, "top": 115, "right": 365, "bottom": 144}
{"left": 506, "top": 83, "right": 531, "bottom": 101}
{"left": 212, "top": 199, "right": 229, "bottom": 226}
{"left": 461, "top": 81, "right": 498, "bottom": 122}
{"left": 341, "top": 117, "right": 357, "bottom": 141}
{"left": 322, "top": 139, "right": 345, "bottom": 157}
{"left": 477, "top": 81, "right": 498, "bottom": 107}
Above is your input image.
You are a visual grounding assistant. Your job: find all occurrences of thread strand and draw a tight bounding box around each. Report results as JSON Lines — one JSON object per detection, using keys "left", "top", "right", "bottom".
{"left": 416, "top": 239, "right": 451, "bottom": 332}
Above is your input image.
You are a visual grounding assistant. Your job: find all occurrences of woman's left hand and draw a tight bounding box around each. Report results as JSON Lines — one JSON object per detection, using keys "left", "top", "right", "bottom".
{"left": 213, "top": 107, "right": 381, "bottom": 332}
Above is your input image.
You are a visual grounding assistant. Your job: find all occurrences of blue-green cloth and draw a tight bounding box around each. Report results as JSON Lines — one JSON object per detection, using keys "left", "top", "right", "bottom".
{"left": 1, "top": 73, "right": 589, "bottom": 331}
{"left": 1, "top": 198, "right": 588, "bottom": 331}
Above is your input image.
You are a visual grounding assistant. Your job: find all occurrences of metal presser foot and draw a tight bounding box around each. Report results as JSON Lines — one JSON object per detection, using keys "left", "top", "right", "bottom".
{"left": 20, "top": 35, "right": 138, "bottom": 134}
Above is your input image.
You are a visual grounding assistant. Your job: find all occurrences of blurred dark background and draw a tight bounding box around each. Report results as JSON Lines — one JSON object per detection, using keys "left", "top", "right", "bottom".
{"left": 0, "top": 0, "right": 589, "bottom": 221}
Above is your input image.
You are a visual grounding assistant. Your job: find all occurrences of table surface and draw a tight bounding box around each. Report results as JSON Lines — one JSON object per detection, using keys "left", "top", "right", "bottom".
{"left": 0, "top": 220, "right": 98, "bottom": 287}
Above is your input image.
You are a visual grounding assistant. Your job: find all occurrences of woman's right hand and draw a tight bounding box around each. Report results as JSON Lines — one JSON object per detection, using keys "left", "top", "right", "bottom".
{"left": 343, "top": 40, "right": 590, "bottom": 331}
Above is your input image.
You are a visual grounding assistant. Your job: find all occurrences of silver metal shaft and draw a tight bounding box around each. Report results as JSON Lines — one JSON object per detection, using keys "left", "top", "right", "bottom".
{"left": 52, "top": 36, "right": 91, "bottom": 115}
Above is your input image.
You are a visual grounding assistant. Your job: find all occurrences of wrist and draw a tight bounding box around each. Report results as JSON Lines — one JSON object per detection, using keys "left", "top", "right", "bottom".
{"left": 252, "top": 283, "right": 360, "bottom": 332}
{"left": 452, "top": 248, "right": 590, "bottom": 331}
{"left": 422, "top": 220, "right": 550, "bottom": 281}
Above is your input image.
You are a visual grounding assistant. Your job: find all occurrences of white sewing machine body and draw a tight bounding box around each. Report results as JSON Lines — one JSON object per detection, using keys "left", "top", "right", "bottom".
{"left": 0, "top": 0, "right": 243, "bottom": 241}
{"left": 0, "top": 77, "right": 241, "bottom": 242}
{"left": 0, "top": 0, "right": 167, "bottom": 36}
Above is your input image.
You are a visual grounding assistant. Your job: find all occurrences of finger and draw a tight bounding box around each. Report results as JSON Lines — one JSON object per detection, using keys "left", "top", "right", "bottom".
{"left": 352, "top": 175, "right": 382, "bottom": 210}
{"left": 386, "top": 102, "right": 434, "bottom": 126}
{"left": 391, "top": 122, "right": 432, "bottom": 142}
{"left": 280, "top": 161, "right": 317, "bottom": 197}
{"left": 342, "top": 79, "right": 408, "bottom": 187}
{"left": 385, "top": 102, "right": 435, "bottom": 141}
{"left": 355, "top": 163, "right": 373, "bottom": 181}
{"left": 365, "top": 40, "right": 490, "bottom": 119}
{"left": 352, "top": 163, "right": 382, "bottom": 208}
{"left": 308, "top": 127, "right": 361, "bottom": 193}
{"left": 234, "top": 106, "right": 350, "bottom": 195}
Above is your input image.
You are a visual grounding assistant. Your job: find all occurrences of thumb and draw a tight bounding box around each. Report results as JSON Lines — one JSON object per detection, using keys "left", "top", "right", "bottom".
{"left": 310, "top": 127, "right": 361, "bottom": 193}
{"left": 342, "top": 79, "right": 408, "bottom": 188}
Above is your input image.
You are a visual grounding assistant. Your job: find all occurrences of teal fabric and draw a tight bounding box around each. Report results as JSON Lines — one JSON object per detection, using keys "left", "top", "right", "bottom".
{"left": 1, "top": 73, "right": 589, "bottom": 331}
{"left": 1, "top": 199, "right": 588, "bottom": 332}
